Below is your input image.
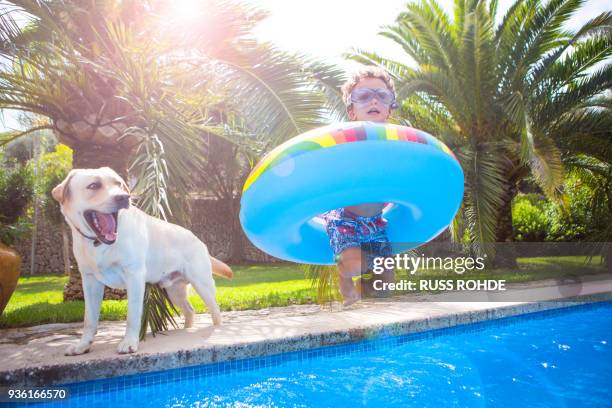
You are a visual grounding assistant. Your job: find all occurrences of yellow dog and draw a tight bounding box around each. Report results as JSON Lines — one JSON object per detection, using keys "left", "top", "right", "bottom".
{"left": 53, "top": 167, "right": 232, "bottom": 355}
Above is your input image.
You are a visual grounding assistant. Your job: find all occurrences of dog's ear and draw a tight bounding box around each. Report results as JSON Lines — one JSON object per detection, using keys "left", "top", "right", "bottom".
{"left": 52, "top": 171, "right": 75, "bottom": 204}
{"left": 120, "top": 178, "right": 130, "bottom": 195}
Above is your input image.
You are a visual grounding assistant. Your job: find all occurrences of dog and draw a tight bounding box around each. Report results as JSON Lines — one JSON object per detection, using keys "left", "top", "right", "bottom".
{"left": 52, "top": 167, "right": 233, "bottom": 355}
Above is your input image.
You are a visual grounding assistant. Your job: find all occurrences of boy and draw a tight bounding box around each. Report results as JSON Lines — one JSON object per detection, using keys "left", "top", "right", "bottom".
{"left": 323, "top": 66, "right": 398, "bottom": 306}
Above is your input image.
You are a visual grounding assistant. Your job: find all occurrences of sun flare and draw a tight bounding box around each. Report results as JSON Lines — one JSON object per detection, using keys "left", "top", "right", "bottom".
{"left": 172, "top": 0, "right": 204, "bottom": 21}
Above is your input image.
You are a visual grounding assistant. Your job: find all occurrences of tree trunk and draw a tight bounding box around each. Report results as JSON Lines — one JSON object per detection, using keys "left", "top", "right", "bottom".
{"left": 228, "top": 196, "right": 246, "bottom": 263}
{"left": 62, "top": 142, "right": 133, "bottom": 301}
{"left": 71, "top": 141, "right": 131, "bottom": 179}
{"left": 29, "top": 195, "right": 39, "bottom": 275}
{"left": 61, "top": 222, "right": 71, "bottom": 276}
{"left": 493, "top": 179, "right": 519, "bottom": 269}
{"left": 30, "top": 136, "right": 41, "bottom": 275}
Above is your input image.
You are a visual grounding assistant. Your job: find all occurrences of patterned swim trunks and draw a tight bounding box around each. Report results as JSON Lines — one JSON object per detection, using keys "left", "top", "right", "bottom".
{"left": 322, "top": 208, "right": 392, "bottom": 262}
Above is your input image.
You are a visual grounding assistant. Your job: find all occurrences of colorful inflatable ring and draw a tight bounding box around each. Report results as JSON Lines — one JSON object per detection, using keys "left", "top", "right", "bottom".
{"left": 239, "top": 121, "right": 464, "bottom": 264}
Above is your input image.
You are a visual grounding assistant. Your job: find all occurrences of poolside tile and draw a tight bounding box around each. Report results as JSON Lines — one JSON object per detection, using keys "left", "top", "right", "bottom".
{"left": 1, "top": 274, "right": 611, "bottom": 387}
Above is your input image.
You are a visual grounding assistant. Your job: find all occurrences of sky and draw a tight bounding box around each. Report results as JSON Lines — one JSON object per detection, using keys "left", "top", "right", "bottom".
{"left": 252, "top": 0, "right": 611, "bottom": 67}
{"left": 1, "top": 0, "right": 610, "bottom": 131}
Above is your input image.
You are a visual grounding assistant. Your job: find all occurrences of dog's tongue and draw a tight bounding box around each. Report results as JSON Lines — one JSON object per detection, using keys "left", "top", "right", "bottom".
{"left": 97, "top": 212, "right": 117, "bottom": 241}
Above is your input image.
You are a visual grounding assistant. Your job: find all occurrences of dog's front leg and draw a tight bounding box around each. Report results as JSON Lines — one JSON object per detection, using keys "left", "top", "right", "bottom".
{"left": 117, "top": 270, "right": 145, "bottom": 354}
{"left": 65, "top": 273, "right": 104, "bottom": 356}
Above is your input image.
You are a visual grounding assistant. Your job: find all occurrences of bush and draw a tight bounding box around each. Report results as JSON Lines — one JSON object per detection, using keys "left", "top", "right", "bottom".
{"left": 38, "top": 144, "right": 72, "bottom": 224}
{"left": 546, "top": 176, "right": 598, "bottom": 242}
{"left": 0, "top": 162, "right": 34, "bottom": 245}
{"left": 512, "top": 193, "right": 550, "bottom": 241}
{"left": 513, "top": 173, "right": 611, "bottom": 243}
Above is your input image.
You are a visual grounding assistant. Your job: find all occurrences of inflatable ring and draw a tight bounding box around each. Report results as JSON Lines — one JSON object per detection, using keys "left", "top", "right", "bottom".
{"left": 239, "top": 121, "right": 464, "bottom": 264}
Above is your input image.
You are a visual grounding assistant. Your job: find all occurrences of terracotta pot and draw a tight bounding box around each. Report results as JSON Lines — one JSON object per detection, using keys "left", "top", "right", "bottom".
{"left": 0, "top": 242, "right": 21, "bottom": 315}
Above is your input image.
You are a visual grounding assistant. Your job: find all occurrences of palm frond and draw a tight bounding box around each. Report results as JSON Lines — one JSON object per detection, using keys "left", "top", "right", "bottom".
{"left": 527, "top": 12, "right": 612, "bottom": 90}
{"left": 519, "top": 0, "right": 585, "bottom": 69}
{"left": 140, "top": 283, "right": 181, "bottom": 341}
{"left": 460, "top": 143, "right": 507, "bottom": 256}
{"left": 210, "top": 45, "right": 328, "bottom": 150}
{"left": 543, "top": 64, "right": 612, "bottom": 119}
{"left": 551, "top": 108, "right": 612, "bottom": 163}
{"left": 344, "top": 47, "right": 417, "bottom": 81}
{"left": 459, "top": 0, "right": 497, "bottom": 125}
{"left": 397, "top": 0, "right": 460, "bottom": 73}
{"left": 304, "top": 60, "right": 348, "bottom": 122}
{"left": 378, "top": 24, "right": 428, "bottom": 65}
{"left": 397, "top": 67, "right": 470, "bottom": 127}
{"left": 301, "top": 263, "right": 340, "bottom": 307}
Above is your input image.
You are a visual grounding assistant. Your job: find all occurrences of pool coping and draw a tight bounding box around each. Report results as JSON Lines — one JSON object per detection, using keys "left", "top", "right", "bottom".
{"left": 1, "top": 276, "right": 612, "bottom": 387}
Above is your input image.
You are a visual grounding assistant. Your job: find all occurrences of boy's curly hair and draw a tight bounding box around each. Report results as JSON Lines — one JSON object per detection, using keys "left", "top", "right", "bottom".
{"left": 341, "top": 66, "right": 396, "bottom": 106}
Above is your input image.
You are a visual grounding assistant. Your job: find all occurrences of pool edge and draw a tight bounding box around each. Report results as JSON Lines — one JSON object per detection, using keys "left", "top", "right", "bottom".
{"left": 2, "top": 290, "right": 611, "bottom": 387}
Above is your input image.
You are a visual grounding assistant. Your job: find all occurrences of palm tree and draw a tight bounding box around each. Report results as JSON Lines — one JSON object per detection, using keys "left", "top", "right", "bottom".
{"left": 347, "top": 0, "right": 611, "bottom": 266}
{"left": 193, "top": 60, "right": 349, "bottom": 262}
{"left": 0, "top": 0, "right": 335, "bottom": 332}
{"left": 563, "top": 154, "right": 612, "bottom": 270}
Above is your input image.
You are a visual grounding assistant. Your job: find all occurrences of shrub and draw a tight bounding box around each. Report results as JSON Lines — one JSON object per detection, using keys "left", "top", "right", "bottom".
{"left": 38, "top": 144, "right": 73, "bottom": 224}
{"left": 546, "top": 176, "right": 597, "bottom": 242}
{"left": 512, "top": 193, "right": 550, "bottom": 241}
{"left": 0, "top": 162, "right": 34, "bottom": 245}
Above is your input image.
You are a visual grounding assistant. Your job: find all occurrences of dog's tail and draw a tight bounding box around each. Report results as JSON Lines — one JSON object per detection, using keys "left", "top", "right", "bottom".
{"left": 211, "top": 256, "right": 233, "bottom": 279}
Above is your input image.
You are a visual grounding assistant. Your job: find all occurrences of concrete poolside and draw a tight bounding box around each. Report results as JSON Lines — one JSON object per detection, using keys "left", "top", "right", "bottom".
{"left": 1, "top": 273, "right": 611, "bottom": 387}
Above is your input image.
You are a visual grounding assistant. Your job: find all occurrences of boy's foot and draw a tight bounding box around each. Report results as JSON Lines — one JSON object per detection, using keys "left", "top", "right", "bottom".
{"left": 339, "top": 276, "right": 360, "bottom": 306}
{"left": 342, "top": 293, "right": 361, "bottom": 307}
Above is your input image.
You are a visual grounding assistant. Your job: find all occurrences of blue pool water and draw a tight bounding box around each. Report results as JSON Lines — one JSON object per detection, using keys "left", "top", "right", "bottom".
{"left": 34, "top": 302, "right": 611, "bottom": 407}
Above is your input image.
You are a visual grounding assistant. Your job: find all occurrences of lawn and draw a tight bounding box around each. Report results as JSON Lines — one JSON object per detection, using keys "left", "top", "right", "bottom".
{"left": 0, "top": 264, "right": 317, "bottom": 329}
{"left": 0, "top": 256, "right": 606, "bottom": 329}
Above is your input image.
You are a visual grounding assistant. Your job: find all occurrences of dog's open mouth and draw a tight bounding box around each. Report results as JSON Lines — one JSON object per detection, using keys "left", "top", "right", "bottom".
{"left": 84, "top": 210, "right": 119, "bottom": 244}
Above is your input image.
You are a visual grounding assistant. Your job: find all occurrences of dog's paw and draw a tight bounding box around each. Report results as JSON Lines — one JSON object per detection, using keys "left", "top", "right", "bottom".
{"left": 117, "top": 337, "right": 139, "bottom": 354}
{"left": 64, "top": 341, "right": 91, "bottom": 356}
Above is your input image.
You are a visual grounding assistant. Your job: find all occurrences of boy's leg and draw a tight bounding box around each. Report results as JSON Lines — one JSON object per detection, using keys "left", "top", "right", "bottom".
{"left": 362, "top": 241, "right": 394, "bottom": 298}
{"left": 336, "top": 247, "right": 362, "bottom": 305}
{"left": 360, "top": 224, "right": 394, "bottom": 298}
{"left": 323, "top": 209, "right": 362, "bottom": 305}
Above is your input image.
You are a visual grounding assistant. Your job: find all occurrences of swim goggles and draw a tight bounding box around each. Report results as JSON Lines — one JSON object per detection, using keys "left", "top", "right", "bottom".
{"left": 348, "top": 87, "right": 396, "bottom": 106}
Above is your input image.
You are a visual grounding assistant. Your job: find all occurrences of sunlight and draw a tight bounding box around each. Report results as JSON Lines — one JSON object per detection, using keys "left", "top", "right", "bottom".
{"left": 171, "top": 0, "right": 204, "bottom": 21}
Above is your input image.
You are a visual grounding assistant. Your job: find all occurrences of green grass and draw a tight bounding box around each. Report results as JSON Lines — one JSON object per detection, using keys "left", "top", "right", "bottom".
{"left": 209, "top": 264, "right": 316, "bottom": 311}
{"left": 0, "top": 264, "right": 317, "bottom": 329}
{"left": 0, "top": 257, "right": 607, "bottom": 329}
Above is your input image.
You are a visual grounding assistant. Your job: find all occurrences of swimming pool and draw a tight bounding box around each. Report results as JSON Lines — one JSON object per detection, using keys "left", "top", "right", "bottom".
{"left": 30, "top": 302, "right": 611, "bottom": 407}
